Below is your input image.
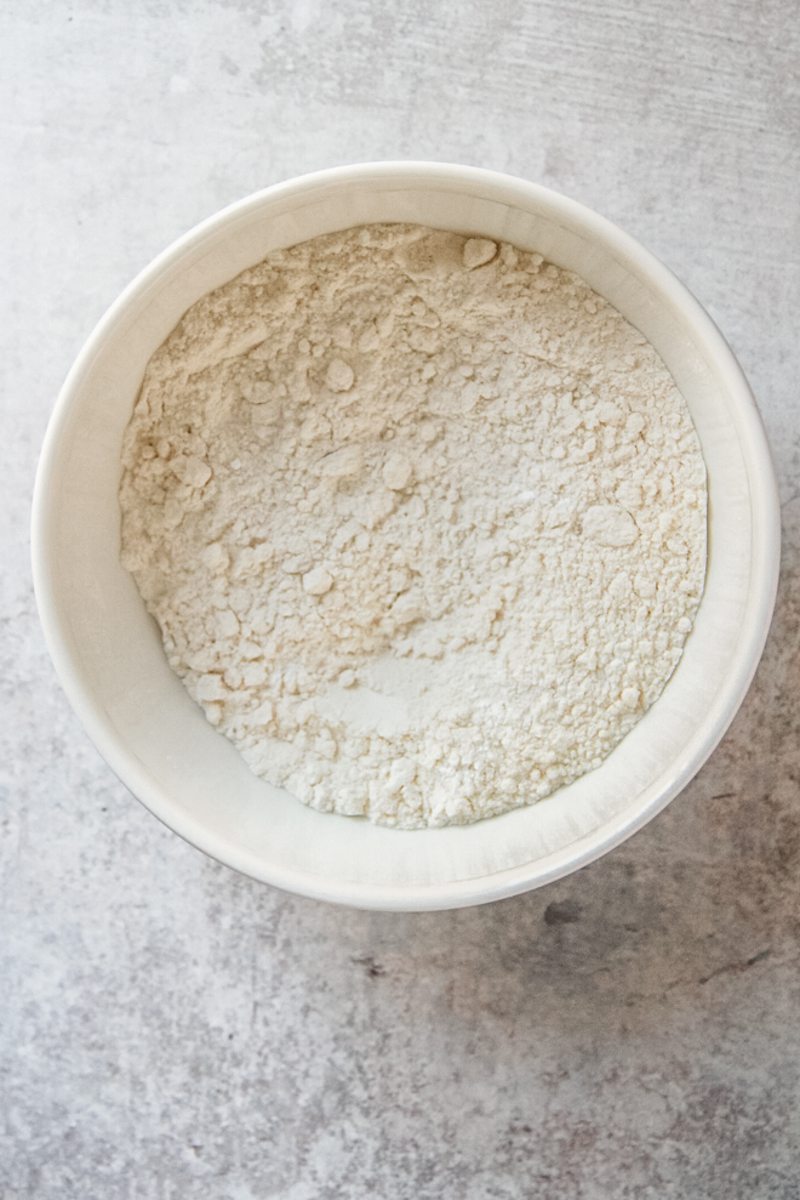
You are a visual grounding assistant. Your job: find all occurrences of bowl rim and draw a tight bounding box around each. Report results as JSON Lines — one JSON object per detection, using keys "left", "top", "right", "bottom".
{"left": 31, "top": 161, "right": 781, "bottom": 910}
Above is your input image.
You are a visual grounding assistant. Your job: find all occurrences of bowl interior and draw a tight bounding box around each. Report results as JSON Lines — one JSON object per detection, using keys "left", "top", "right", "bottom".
{"left": 34, "top": 167, "right": 773, "bottom": 908}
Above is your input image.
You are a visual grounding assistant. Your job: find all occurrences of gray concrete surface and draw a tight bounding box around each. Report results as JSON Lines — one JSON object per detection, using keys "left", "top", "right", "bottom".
{"left": 2, "top": 1, "right": 799, "bottom": 1196}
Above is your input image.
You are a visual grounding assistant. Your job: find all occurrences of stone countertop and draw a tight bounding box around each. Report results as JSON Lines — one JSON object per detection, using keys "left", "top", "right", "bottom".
{"left": 2, "top": 2, "right": 798, "bottom": 1196}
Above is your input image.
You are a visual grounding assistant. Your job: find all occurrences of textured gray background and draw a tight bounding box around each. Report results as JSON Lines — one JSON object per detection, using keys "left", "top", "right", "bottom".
{"left": 2, "top": 1, "right": 799, "bottom": 1197}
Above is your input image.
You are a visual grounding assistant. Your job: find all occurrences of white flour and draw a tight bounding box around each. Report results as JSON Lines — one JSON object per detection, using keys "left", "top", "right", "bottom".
{"left": 120, "top": 224, "right": 707, "bottom": 828}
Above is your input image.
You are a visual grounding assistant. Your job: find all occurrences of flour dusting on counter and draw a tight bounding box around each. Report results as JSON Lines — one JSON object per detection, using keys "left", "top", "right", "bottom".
{"left": 119, "top": 223, "right": 706, "bottom": 828}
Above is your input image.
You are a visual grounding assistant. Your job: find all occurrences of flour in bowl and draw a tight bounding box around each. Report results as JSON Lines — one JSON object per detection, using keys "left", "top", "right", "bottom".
{"left": 119, "top": 224, "right": 706, "bottom": 828}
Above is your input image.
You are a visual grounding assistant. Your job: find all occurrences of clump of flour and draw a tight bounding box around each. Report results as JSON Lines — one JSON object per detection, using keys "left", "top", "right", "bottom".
{"left": 119, "top": 224, "right": 706, "bottom": 828}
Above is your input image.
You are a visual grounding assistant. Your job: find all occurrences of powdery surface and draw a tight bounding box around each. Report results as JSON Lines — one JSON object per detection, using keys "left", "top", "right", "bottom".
{"left": 119, "top": 224, "right": 706, "bottom": 828}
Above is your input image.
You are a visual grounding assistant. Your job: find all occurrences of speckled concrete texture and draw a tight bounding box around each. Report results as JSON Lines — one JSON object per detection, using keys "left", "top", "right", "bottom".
{"left": 2, "top": 2, "right": 799, "bottom": 1196}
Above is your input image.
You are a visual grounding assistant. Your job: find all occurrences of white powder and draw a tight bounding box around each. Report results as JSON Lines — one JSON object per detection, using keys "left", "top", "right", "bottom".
{"left": 119, "top": 224, "right": 707, "bottom": 829}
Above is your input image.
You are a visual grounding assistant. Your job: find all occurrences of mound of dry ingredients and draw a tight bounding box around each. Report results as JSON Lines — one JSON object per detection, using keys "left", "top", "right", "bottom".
{"left": 120, "top": 223, "right": 706, "bottom": 828}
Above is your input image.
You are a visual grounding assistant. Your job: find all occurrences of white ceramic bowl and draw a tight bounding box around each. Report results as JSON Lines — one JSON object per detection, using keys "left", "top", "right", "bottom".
{"left": 32, "top": 163, "right": 780, "bottom": 910}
